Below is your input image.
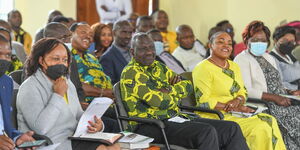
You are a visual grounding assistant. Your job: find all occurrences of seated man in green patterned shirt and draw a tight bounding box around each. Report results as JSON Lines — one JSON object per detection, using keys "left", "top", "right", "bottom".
{"left": 120, "top": 33, "right": 249, "bottom": 150}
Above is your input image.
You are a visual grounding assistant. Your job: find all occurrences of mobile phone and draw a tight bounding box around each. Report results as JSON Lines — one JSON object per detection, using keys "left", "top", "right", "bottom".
{"left": 246, "top": 105, "right": 258, "bottom": 111}
{"left": 17, "top": 140, "right": 46, "bottom": 148}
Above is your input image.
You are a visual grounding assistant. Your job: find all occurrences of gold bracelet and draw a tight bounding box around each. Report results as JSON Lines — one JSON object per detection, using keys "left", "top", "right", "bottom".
{"left": 236, "top": 96, "right": 244, "bottom": 104}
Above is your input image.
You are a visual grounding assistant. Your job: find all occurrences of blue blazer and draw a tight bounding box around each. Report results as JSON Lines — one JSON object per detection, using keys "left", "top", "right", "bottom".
{"left": 0, "top": 75, "right": 20, "bottom": 139}
{"left": 100, "top": 45, "right": 129, "bottom": 85}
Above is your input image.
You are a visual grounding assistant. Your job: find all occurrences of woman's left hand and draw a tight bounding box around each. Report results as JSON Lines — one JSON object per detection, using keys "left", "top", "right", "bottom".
{"left": 87, "top": 116, "right": 103, "bottom": 133}
{"left": 224, "top": 98, "right": 241, "bottom": 111}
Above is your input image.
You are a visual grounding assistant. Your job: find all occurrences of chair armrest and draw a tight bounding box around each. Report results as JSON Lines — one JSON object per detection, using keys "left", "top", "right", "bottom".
{"left": 178, "top": 105, "right": 224, "bottom": 120}
{"left": 247, "top": 98, "right": 269, "bottom": 106}
{"left": 32, "top": 133, "right": 53, "bottom": 145}
{"left": 118, "top": 116, "right": 165, "bottom": 129}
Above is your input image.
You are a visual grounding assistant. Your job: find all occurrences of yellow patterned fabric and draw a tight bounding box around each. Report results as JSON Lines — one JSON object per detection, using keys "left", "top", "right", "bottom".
{"left": 161, "top": 31, "right": 177, "bottom": 53}
{"left": 193, "top": 59, "right": 286, "bottom": 150}
{"left": 13, "top": 29, "right": 32, "bottom": 55}
{"left": 71, "top": 48, "right": 112, "bottom": 103}
{"left": 120, "top": 59, "right": 193, "bottom": 130}
{"left": 10, "top": 57, "right": 23, "bottom": 72}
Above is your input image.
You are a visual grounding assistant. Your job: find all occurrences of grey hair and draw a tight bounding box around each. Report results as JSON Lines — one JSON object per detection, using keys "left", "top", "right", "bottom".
{"left": 131, "top": 32, "right": 153, "bottom": 51}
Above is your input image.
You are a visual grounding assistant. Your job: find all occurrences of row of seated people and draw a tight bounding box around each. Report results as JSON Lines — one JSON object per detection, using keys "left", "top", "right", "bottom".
{"left": 1, "top": 9, "right": 300, "bottom": 150}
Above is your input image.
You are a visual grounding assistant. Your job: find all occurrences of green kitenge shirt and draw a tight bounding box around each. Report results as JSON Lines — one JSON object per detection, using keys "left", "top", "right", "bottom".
{"left": 71, "top": 48, "right": 112, "bottom": 103}
{"left": 120, "top": 59, "right": 193, "bottom": 130}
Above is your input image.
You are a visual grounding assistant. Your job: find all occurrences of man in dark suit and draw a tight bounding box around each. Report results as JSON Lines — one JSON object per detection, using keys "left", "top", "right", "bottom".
{"left": 100, "top": 20, "right": 133, "bottom": 85}
{"left": 0, "top": 34, "right": 35, "bottom": 149}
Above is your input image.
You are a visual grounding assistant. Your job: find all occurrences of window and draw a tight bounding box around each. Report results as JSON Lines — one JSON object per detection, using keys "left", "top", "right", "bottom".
{"left": 0, "top": 0, "right": 14, "bottom": 20}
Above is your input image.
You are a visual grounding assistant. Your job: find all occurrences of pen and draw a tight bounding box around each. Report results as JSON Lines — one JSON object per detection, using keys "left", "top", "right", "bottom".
{"left": 2, "top": 130, "right": 8, "bottom": 137}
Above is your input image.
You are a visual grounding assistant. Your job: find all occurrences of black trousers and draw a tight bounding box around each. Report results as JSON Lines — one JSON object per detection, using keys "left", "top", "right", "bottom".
{"left": 72, "top": 140, "right": 101, "bottom": 150}
{"left": 102, "top": 116, "right": 120, "bottom": 133}
{"left": 134, "top": 118, "right": 249, "bottom": 150}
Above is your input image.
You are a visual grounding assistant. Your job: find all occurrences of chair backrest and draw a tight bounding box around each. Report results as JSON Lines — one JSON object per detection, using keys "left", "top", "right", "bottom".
{"left": 113, "top": 82, "right": 129, "bottom": 131}
{"left": 179, "top": 72, "right": 197, "bottom": 108}
{"left": 8, "top": 70, "right": 23, "bottom": 85}
{"left": 11, "top": 89, "right": 18, "bottom": 129}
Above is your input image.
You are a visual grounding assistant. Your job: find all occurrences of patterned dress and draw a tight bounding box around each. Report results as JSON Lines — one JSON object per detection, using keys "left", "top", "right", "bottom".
{"left": 193, "top": 59, "right": 286, "bottom": 150}
{"left": 255, "top": 56, "right": 300, "bottom": 150}
{"left": 120, "top": 59, "right": 193, "bottom": 130}
{"left": 71, "top": 49, "right": 112, "bottom": 103}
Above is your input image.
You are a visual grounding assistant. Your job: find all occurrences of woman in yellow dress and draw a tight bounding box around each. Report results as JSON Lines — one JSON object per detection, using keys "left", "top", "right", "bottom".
{"left": 192, "top": 31, "right": 286, "bottom": 150}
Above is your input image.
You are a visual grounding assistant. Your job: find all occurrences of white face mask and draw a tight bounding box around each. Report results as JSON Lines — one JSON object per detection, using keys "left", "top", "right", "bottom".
{"left": 154, "top": 41, "right": 164, "bottom": 55}
{"left": 64, "top": 43, "right": 72, "bottom": 51}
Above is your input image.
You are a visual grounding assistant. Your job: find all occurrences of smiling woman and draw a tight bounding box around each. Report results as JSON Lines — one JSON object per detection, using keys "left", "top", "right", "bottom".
{"left": 193, "top": 31, "right": 286, "bottom": 150}
{"left": 91, "top": 23, "right": 113, "bottom": 59}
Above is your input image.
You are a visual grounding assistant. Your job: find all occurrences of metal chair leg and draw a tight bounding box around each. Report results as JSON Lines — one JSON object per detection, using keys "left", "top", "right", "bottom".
{"left": 161, "top": 128, "right": 171, "bottom": 150}
{"left": 113, "top": 104, "right": 124, "bottom": 131}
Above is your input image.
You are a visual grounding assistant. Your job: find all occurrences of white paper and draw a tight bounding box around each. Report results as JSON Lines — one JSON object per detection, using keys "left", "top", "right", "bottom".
{"left": 119, "top": 132, "right": 154, "bottom": 143}
{"left": 37, "top": 143, "right": 60, "bottom": 150}
{"left": 280, "top": 94, "right": 300, "bottom": 101}
{"left": 73, "top": 97, "right": 113, "bottom": 137}
{"left": 80, "top": 132, "right": 120, "bottom": 140}
{"left": 168, "top": 116, "right": 190, "bottom": 123}
{"left": 230, "top": 105, "right": 268, "bottom": 118}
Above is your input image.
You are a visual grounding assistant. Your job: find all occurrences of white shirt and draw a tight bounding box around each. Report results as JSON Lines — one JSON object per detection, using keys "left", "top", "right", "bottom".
{"left": 172, "top": 46, "right": 205, "bottom": 72}
{"left": 96, "top": 0, "right": 132, "bottom": 24}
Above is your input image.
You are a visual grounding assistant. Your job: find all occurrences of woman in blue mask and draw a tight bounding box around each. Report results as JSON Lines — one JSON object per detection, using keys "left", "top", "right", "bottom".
{"left": 234, "top": 21, "right": 300, "bottom": 150}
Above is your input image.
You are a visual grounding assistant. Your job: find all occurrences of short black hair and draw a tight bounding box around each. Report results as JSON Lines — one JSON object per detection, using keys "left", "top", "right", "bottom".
{"left": 25, "top": 38, "right": 71, "bottom": 76}
{"left": 216, "top": 20, "right": 229, "bottom": 27}
{"left": 69, "top": 22, "right": 87, "bottom": 32}
{"left": 147, "top": 29, "right": 160, "bottom": 34}
{"left": 273, "top": 26, "right": 296, "bottom": 41}
{"left": 136, "top": 16, "right": 152, "bottom": 26}
{"left": 112, "top": 20, "right": 131, "bottom": 31}
{"left": 7, "top": 10, "right": 21, "bottom": 18}
{"left": 208, "top": 26, "right": 223, "bottom": 40}
{"left": 44, "top": 22, "right": 69, "bottom": 38}
{"left": 51, "top": 16, "right": 70, "bottom": 23}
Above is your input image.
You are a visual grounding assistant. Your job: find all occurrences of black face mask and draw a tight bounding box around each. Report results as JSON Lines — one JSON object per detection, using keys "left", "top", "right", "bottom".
{"left": 45, "top": 64, "right": 68, "bottom": 80}
{"left": 0, "top": 59, "right": 11, "bottom": 77}
{"left": 278, "top": 42, "right": 296, "bottom": 55}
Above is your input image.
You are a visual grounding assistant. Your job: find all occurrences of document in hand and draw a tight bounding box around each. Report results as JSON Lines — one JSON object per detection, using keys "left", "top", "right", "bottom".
{"left": 280, "top": 94, "right": 300, "bottom": 105}
{"left": 118, "top": 131, "right": 154, "bottom": 149}
{"left": 73, "top": 97, "right": 113, "bottom": 137}
{"left": 69, "top": 132, "right": 124, "bottom": 145}
{"left": 230, "top": 105, "right": 268, "bottom": 118}
{"left": 280, "top": 94, "right": 300, "bottom": 100}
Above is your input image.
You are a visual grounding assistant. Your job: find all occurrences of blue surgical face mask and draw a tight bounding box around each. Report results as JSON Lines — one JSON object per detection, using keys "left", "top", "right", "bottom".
{"left": 249, "top": 42, "right": 268, "bottom": 56}
{"left": 64, "top": 43, "right": 72, "bottom": 51}
{"left": 154, "top": 41, "right": 164, "bottom": 55}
